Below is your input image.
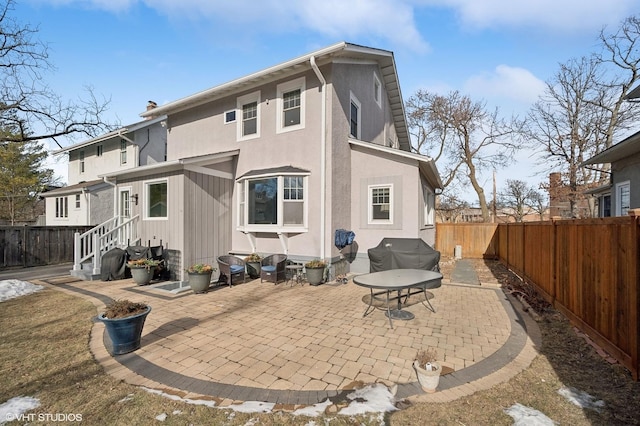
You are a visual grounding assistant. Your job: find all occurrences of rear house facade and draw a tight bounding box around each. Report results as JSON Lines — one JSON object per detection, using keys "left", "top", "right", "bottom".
{"left": 87, "top": 42, "right": 441, "bottom": 280}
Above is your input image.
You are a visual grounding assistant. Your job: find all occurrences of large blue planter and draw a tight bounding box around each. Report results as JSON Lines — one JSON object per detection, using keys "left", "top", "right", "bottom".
{"left": 99, "top": 306, "right": 151, "bottom": 355}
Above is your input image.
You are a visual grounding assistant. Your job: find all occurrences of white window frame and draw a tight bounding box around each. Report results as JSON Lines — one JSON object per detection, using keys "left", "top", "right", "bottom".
{"left": 79, "top": 150, "right": 85, "bottom": 174}
{"left": 75, "top": 194, "right": 81, "bottom": 209}
{"left": 224, "top": 109, "right": 236, "bottom": 124}
{"left": 349, "top": 92, "right": 361, "bottom": 139}
{"left": 368, "top": 184, "right": 393, "bottom": 224}
{"left": 119, "top": 186, "right": 132, "bottom": 218}
{"left": 236, "top": 174, "right": 308, "bottom": 233}
{"left": 144, "top": 178, "right": 168, "bottom": 220}
{"left": 237, "top": 91, "right": 261, "bottom": 141}
{"left": 120, "top": 139, "right": 127, "bottom": 165}
{"left": 616, "top": 181, "right": 630, "bottom": 216}
{"left": 423, "top": 185, "right": 435, "bottom": 226}
{"left": 96, "top": 144, "right": 103, "bottom": 157}
{"left": 55, "top": 196, "right": 68, "bottom": 218}
{"left": 373, "top": 73, "right": 382, "bottom": 108}
{"left": 276, "top": 77, "right": 305, "bottom": 133}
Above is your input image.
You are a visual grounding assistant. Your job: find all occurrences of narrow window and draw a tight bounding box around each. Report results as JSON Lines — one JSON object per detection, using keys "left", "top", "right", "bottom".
{"left": 120, "top": 139, "right": 127, "bottom": 165}
{"left": 75, "top": 194, "right": 80, "bottom": 209}
{"left": 283, "top": 89, "right": 301, "bottom": 127}
{"left": 349, "top": 93, "right": 361, "bottom": 139}
{"left": 373, "top": 73, "right": 382, "bottom": 107}
{"left": 283, "top": 176, "right": 304, "bottom": 225}
{"left": 79, "top": 150, "right": 85, "bottom": 173}
{"left": 242, "top": 102, "right": 258, "bottom": 136}
{"left": 617, "top": 182, "right": 630, "bottom": 216}
{"left": 96, "top": 145, "right": 103, "bottom": 157}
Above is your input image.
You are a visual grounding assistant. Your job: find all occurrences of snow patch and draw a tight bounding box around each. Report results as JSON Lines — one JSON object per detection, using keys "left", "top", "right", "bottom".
{"left": 0, "top": 280, "right": 44, "bottom": 302}
{"left": 0, "top": 396, "right": 40, "bottom": 425}
{"left": 504, "top": 403, "right": 555, "bottom": 426}
{"left": 338, "top": 383, "right": 397, "bottom": 415}
{"left": 558, "top": 386, "right": 605, "bottom": 411}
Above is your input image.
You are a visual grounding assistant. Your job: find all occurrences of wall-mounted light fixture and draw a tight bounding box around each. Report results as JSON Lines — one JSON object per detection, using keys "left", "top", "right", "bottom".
{"left": 132, "top": 194, "right": 139, "bottom": 205}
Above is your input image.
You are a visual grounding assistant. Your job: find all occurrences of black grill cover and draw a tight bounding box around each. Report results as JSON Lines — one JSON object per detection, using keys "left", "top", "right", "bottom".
{"left": 367, "top": 238, "right": 440, "bottom": 273}
{"left": 101, "top": 247, "right": 127, "bottom": 281}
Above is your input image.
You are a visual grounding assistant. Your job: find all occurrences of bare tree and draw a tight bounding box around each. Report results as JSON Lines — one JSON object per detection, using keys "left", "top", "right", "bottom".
{"left": 527, "top": 15, "right": 640, "bottom": 217}
{"left": 435, "top": 191, "right": 469, "bottom": 223}
{"left": 0, "top": 0, "right": 114, "bottom": 146}
{"left": 498, "top": 179, "right": 543, "bottom": 222}
{"left": 407, "top": 90, "right": 522, "bottom": 221}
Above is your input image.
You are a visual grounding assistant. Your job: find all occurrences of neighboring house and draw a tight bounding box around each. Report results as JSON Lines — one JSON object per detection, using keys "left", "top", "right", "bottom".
{"left": 581, "top": 130, "right": 639, "bottom": 217}
{"left": 75, "top": 42, "right": 442, "bottom": 280}
{"left": 42, "top": 111, "right": 167, "bottom": 226}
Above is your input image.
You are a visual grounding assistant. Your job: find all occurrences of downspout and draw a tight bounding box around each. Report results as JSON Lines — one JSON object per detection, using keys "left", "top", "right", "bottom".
{"left": 310, "top": 56, "right": 327, "bottom": 261}
{"left": 103, "top": 176, "right": 117, "bottom": 217}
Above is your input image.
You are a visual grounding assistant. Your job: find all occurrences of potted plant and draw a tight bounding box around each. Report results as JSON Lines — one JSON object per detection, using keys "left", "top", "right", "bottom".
{"left": 304, "top": 259, "right": 327, "bottom": 286}
{"left": 127, "top": 259, "right": 161, "bottom": 286}
{"left": 413, "top": 348, "right": 442, "bottom": 393}
{"left": 98, "top": 299, "right": 151, "bottom": 355}
{"left": 244, "top": 253, "right": 263, "bottom": 279}
{"left": 186, "top": 263, "right": 215, "bottom": 293}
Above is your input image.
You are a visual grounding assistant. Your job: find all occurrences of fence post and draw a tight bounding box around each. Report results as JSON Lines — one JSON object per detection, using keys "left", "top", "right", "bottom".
{"left": 627, "top": 209, "right": 640, "bottom": 380}
{"left": 73, "top": 232, "right": 81, "bottom": 271}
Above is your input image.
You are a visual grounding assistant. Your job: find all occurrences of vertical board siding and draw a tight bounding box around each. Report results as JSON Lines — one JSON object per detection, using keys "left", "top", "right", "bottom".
{"left": 0, "top": 226, "right": 92, "bottom": 268}
{"left": 436, "top": 216, "right": 639, "bottom": 380}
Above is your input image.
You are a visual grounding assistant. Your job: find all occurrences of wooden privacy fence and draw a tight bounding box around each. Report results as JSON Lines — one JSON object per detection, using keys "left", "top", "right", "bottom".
{"left": 436, "top": 216, "right": 640, "bottom": 380}
{"left": 0, "top": 226, "right": 92, "bottom": 269}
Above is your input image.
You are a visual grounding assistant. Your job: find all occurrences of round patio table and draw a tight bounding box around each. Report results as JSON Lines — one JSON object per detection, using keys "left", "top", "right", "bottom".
{"left": 353, "top": 269, "right": 443, "bottom": 328}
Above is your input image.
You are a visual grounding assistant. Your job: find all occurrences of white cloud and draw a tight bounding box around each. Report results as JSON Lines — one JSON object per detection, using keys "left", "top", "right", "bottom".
{"left": 424, "top": 0, "right": 637, "bottom": 33}
{"left": 464, "top": 65, "right": 546, "bottom": 104}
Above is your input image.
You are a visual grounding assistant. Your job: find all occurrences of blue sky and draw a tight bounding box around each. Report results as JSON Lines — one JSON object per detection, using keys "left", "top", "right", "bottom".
{"left": 16, "top": 0, "right": 639, "bottom": 200}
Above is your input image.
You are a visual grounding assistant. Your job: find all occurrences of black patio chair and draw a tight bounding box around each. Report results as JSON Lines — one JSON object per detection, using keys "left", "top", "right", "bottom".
{"left": 260, "top": 254, "right": 287, "bottom": 284}
{"left": 217, "top": 255, "right": 246, "bottom": 287}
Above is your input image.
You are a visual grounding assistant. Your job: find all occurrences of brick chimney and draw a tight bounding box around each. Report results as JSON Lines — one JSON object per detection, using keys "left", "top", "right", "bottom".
{"left": 145, "top": 100, "right": 158, "bottom": 119}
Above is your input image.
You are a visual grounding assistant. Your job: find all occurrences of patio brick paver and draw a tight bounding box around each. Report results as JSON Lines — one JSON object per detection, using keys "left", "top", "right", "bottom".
{"left": 37, "top": 270, "right": 541, "bottom": 406}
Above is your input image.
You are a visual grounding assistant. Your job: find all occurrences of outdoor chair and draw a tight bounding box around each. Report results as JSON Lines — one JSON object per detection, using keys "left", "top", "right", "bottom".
{"left": 217, "top": 255, "right": 246, "bottom": 287}
{"left": 261, "top": 254, "right": 287, "bottom": 284}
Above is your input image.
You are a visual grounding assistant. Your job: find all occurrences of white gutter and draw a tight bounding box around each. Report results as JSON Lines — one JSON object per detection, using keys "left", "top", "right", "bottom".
{"left": 103, "top": 176, "right": 117, "bottom": 217}
{"left": 310, "top": 55, "right": 327, "bottom": 260}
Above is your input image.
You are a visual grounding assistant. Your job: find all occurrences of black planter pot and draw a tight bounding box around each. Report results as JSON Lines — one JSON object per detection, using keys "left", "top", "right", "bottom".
{"left": 99, "top": 306, "right": 151, "bottom": 355}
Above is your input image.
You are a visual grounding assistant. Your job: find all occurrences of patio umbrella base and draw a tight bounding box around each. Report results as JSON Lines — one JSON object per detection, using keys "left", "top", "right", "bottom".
{"left": 386, "top": 309, "right": 414, "bottom": 320}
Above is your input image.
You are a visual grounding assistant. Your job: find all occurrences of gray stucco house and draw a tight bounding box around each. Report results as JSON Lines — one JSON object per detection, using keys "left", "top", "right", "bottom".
{"left": 582, "top": 129, "right": 639, "bottom": 217}
{"left": 73, "top": 42, "right": 442, "bottom": 281}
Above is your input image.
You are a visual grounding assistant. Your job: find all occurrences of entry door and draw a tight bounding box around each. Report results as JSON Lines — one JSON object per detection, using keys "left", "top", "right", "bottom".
{"left": 119, "top": 188, "right": 132, "bottom": 219}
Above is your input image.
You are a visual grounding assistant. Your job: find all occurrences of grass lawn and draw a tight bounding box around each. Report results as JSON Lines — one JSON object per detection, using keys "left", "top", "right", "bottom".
{"left": 1, "top": 264, "right": 639, "bottom": 425}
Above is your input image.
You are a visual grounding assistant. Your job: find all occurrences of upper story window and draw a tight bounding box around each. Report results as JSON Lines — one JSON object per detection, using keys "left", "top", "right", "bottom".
{"left": 237, "top": 91, "right": 261, "bottom": 141}
{"left": 145, "top": 178, "right": 168, "bottom": 219}
{"left": 350, "top": 92, "right": 361, "bottom": 139}
{"left": 373, "top": 73, "right": 382, "bottom": 108}
{"left": 79, "top": 150, "right": 85, "bottom": 173}
{"left": 75, "top": 194, "right": 81, "bottom": 209}
{"left": 224, "top": 110, "right": 236, "bottom": 124}
{"left": 616, "top": 181, "right": 630, "bottom": 216}
{"left": 96, "top": 144, "right": 103, "bottom": 157}
{"left": 120, "top": 139, "right": 127, "bottom": 165}
{"left": 277, "top": 77, "right": 305, "bottom": 133}
{"left": 55, "top": 197, "right": 68, "bottom": 218}
{"left": 368, "top": 184, "right": 392, "bottom": 224}
{"left": 237, "top": 174, "right": 308, "bottom": 231}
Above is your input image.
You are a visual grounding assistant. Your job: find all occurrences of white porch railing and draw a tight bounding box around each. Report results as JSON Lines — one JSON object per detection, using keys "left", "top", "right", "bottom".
{"left": 73, "top": 215, "right": 140, "bottom": 275}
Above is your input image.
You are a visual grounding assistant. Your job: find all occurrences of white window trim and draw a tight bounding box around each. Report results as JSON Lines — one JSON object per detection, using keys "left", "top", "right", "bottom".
{"left": 237, "top": 91, "right": 261, "bottom": 141}
{"left": 349, "top": 92, "right": 361, "bottom": 139}
{"left": 276, "top": 77, "right": 305, "bottom": 134}
{"left": 615, "top": 180, "right": 630, "bottom": 216}
{"left": 143, "top": 178, "right": 168, "bottom": 221}
{"left": 236, "top": 174, "right": 309, "bottom": 233}
{"left": 79, "top": 150, "right": 85, "bottom": 174}
{"left": 75, "top": 194, "right": 81, "bottom": 209}
{"left": 423, "top": 185, "right": 435, "bottom": 226}
{"left": 120, "top": 139, "right": 127, "bottom": 165}
{"left": 373, "top": 73, "right": 382, "bottom": 108}
{"left": 119, "top": 186, "right": 132, "bottom": 218}
{"left": 224, "top": 109, "right": 236, "bottom": 124}
{"left": 368, "top": 184, "right": 393, "bottom": 225}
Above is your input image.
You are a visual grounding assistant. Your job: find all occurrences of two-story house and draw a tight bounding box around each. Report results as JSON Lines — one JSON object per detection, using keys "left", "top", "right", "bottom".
{"left": 43, "top": 110, "right": 167, "bottom": 226}
{"left": 73, "top": 42, "right": 442, "bottom": 280}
